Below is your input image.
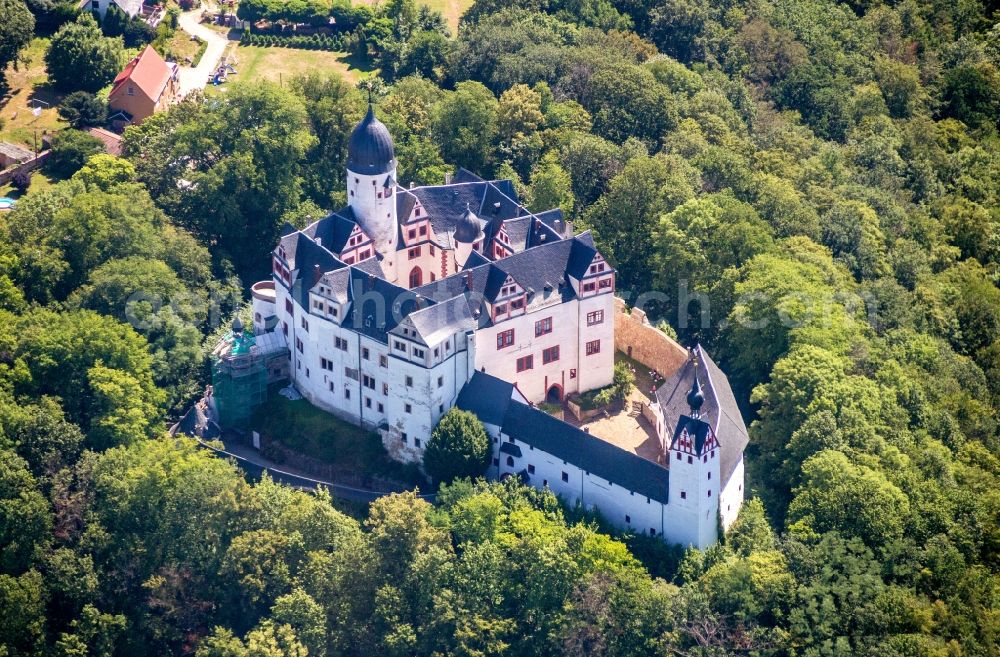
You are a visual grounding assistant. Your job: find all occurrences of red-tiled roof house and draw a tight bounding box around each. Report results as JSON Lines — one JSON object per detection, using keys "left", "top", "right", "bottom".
{"left": 108, "top": 45, "right": 179, "bottom": 126}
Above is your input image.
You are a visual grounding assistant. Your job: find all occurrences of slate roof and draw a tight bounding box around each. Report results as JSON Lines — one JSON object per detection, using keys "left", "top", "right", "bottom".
{"left": 464, "top": 250, "right": 490, "bottom": 269}
{"left": 500, "top": 441, "right": 522, "bottom": 457}
{"left": 655, "top": 345, "right": 749, "bottom": 483}
{"left": 347, "top": 106, "right": 395, "bottom": 175}
{"left": 341, "top": 269, "right": 423, "bottom": 343}
{"left": 500, "top": 400, "right": 670, "bottom": 504}
{"left": 304, "top": 209, "right": 359, "bottom": 253}
{"left": 455, "top": 370, "right": 517, "bottom": 426}
{"left": 671, "top": 415, "right": 712, "bottom": 454}
{"left": 413, "top": 232, "right": 604, "bottom": 315}
{"left": 451, "top": 168, "right": 484, "bottom": 184}
{"left": 402, "top": 293, "right": 477, "bottom": 347}
{"left": 395, "top": 177, "right": 528, "bottom": 249}
{"left": 454, "top": 205, "right": 484, "bottom": 243}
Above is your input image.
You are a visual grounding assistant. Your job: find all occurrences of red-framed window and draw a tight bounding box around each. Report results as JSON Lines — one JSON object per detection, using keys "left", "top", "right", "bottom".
{"left": 542, "top": 346, "right": 559, "bottom": 364}
{"left": 587, "top": 310, "right": 604, "bottom": 325}
{"left": 586, "top": 339, "right": 600, "bottom": 356}
{"left": 516, "top": 355, "right": 533, "bottom": 372}
{"left": 408, "top": 247, "right": 420, "bottom": 259}
{"left": 497, "top": 329, "right": 514, "bottom": 349}
{"left": 583, "top": 281, "right": 596, "bottom": 293}
{"left": 535, "top": 317, "right": 552, "bottom": 337}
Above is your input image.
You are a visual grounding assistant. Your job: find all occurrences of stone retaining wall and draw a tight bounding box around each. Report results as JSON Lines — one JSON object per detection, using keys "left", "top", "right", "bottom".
{"left": 0, "top": 150, "right": 49, "bottom": 186}
{"left": 613, "top": 297, "right": 688, "bottom": 378}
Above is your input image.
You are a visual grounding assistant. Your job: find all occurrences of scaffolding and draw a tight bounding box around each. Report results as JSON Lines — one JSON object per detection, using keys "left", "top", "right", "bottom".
{"left": 211, "top": 322, "right": 289, "bottom": 427}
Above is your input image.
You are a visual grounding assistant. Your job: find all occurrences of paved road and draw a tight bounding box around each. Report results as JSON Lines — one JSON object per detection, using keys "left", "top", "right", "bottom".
{"left": 176, "top": 8, "right": 231, "bottom": 96}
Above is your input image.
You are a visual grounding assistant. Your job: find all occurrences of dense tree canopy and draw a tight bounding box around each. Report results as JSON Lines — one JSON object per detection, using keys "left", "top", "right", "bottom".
{"left": 2, "top": 0, "right": 999, "bottom": 654}
{"left": 0, "top": 0, "right": 34, "bottom": 75}
{"left": 44, "top": 13, "right": 125, "bottom": 92}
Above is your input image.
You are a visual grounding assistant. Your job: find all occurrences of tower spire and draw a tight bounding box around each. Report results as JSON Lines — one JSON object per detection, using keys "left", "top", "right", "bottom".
{"left": 687, "top": 370, "right": 704, "bottom": 419}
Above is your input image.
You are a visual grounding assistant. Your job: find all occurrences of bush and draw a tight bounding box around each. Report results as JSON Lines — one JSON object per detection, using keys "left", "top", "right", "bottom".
{"left": 11, "top": 170, "right": 32, "bottom": 192}
{"left": 423, "top": 408, "right": 491, "bottom": 484}
{"left": 47, "top": 129, "right": 105, "bottom": 178}
{"left": 57, "top": 91, "right": 107, "bottom": 128}
{"left": 593, "top": 361, "right": 635, "bottom": 407}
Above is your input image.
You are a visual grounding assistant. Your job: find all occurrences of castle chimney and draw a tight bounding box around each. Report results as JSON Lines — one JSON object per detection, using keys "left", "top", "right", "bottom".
{"left": 312, "top": 264, "right": 322, "bottom": 286}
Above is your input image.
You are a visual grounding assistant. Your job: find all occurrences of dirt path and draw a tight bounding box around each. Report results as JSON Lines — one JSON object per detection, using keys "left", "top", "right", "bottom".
{"left": 176, "top": 8, "right": 232, "bottom": 96}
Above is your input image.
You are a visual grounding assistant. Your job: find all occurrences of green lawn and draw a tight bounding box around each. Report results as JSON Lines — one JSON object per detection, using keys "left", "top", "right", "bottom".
{"left": 0, "top": 38, "right": 67, "bottom": 150}
{"left": 352, "top": 0, "right": 473, "bottom": 35}
{"left": 418, "top": 0, "right": 473, "bottom": 34}
{"left": 250, "top": 388, "right": 426, "bottom": 486}
{"left": 232, "top": 44, "right": 374, "bottom": 86}
{"left": 0, "top": 168, "right": 60, "bottom": 200}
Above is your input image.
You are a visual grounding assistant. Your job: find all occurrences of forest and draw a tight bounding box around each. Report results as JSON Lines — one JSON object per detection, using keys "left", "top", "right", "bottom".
{"left": 0, "top": 0, "right": 999, "bottom": 654}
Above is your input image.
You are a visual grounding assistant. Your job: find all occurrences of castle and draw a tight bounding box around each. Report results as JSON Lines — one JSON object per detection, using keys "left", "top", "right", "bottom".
{"left": 247, "top": 106, "right": 748, "bottom": 548}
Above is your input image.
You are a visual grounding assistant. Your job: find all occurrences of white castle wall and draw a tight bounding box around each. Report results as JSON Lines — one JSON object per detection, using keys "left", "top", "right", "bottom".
{"left": 490, "top": 429, "right": 668, "bottom": 538}
{"left": 719, "top": 455, "right": 744, "bottom": 531}
{"left": 476, "top": 292, "right": 615, "bottom": 403}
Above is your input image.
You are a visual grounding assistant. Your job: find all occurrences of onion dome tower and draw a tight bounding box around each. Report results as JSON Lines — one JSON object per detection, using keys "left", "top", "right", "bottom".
{"left": 346, "top": 105, "right": 399, "bottom": 272}
{"left": 454, "top": 203, "right": 483, "bottom": 269}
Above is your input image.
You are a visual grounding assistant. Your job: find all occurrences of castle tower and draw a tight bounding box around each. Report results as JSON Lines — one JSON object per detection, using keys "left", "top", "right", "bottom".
{"left": 453, "top": 203, "right": 484, "bottom": 269}
{"left": 347, "top": 105, "right": 398, "bottom": 276}
{"left": 666, "top": 370, "right": 721, "bottom": 548}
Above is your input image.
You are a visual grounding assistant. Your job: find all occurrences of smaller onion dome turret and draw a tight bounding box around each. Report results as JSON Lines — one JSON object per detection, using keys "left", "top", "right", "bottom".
{"left": 454, "top": 203, "right": 483, "bottom": 244}
{"left": 347, "top": 105, "right": 396, "bottom": 175}
{"left": 687, "top": 373, "right": 705, "bottom": 418}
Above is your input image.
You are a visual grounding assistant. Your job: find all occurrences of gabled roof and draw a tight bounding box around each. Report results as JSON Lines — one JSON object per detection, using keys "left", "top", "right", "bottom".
{"left": 414, "top": 232, "right": 607, "bottom": 312}
{"left": 0, "top": 142, "right": 33, "bottom": 162}
{"left": 500, "top": 399, "right": 670, "bottom": 504}
{"left": 85, "top": 128, "right": 123, "bottom": 156}
{"left": 454, "top": 370, "right": 520, "bottom": 427}
{"left": 400, "top": 293, "right": 476, "bottom": 347}
{"left": 342, "top": 269, "right": 424, "bottom": 343}
{"left": 566, "top": 238, "right": 597, "bottom": 279}
{"left": 396, "top": 178, "right": 526, "bottom": 248}
{"left": 111, "top": 45, "right": 173, "bottom": 103}
{"left": 655, "top": 345, "right": 749, "bottom": 483}
{"left": 452, "top": 168, "right": 484, "bottom": 184}
{"left": 464, "top": 250, "right": 490, "bottom": 269}
{"left": 305, "top": 209, "right": 362, "bottom": 254}
{"left": 78, "top": 0, "right": 141, "bottom": 15}
{"left": 671, "top": 415, "right": 712, "bottom": 454}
